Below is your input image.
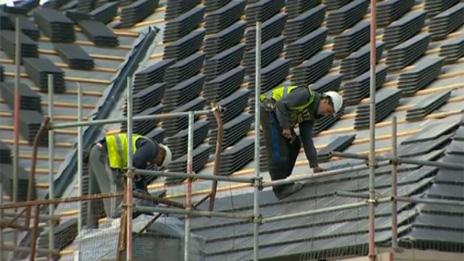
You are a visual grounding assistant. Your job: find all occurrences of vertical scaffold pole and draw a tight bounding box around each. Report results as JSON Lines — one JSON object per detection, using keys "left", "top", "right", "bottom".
{"left": 48, "top": 74, "right": 55, "bottom": 260}
{"left": 184, "top": 111, "right": 194, "bottom": 260}
{"left": 368, "top": 0, "right": 378, "bottom": 260}
{"left": 253, "top": 21, "right": 262, "bottom": 261}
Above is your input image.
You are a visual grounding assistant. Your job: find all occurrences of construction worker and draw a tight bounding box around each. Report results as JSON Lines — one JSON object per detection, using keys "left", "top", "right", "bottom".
{"left": 86, "top": 133, "right": 172, "bottom": 227}
{"left": 260, "top": 85, "right": 343, "bottom": 199}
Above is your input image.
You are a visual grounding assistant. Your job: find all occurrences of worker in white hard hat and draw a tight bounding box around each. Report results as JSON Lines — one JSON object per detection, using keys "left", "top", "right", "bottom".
{"left": 260, "top": 85, "right": 343, "bottom": 200}
{"left": 85, "top": 133, "right": 172, "bottom": 228}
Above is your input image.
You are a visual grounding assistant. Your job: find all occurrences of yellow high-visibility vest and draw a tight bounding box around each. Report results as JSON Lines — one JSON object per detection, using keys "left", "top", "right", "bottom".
{"left": 105, "top": 133, "right": 143, "bottom": 169}
{"left": 260, "top": 85, "right": 317, "bottom": 123}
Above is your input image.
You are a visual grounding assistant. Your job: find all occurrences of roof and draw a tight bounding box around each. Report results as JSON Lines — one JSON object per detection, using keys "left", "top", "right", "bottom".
{"left": 0, "top": 0, "right": 463, "bottom": 260}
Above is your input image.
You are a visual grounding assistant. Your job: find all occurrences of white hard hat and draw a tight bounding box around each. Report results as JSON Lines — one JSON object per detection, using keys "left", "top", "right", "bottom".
{"left": 324, "top": 91, "right": 343, "bottom": 116}
{"left": 158, "top": 144, "right": 172, "bottom": 168}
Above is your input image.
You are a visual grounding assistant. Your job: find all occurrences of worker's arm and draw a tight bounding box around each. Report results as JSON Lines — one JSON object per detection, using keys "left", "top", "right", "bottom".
{"left": 299, "top": 120, "right": 319, "bottom": 169}
{"left": 133, "top": 139, "right": 158, "bottom": 170}
{"left": 275, "top": 87, "right": 311, "bottom": 129}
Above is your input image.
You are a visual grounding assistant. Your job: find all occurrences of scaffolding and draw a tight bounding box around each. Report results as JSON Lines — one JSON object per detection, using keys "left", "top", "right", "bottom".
{"left": 1, "top": 1, "right": 464, "bottom": 260}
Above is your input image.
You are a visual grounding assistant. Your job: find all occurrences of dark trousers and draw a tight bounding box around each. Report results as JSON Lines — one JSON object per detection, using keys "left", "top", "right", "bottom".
{"left": 260, "top": 106, "right": 301, "bottom": 193}
{"left": 86, "top": 144, "right": 124, "bottom": 228}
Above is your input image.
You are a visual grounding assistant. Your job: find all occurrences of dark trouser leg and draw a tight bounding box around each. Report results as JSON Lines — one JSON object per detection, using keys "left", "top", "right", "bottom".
{"left": 286, "top": 135, "right": 301, "bottom": 178}
{"left": 88, "top": 145, "right": 124, "bottom": 221}
{"left": 260, "top": 107, "right": 295, "bottom": 194}
{"left": 86, "top": 147, "right": 100, "bottom": 228}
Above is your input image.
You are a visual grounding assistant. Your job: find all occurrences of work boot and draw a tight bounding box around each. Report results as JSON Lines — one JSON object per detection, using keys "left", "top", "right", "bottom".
{"left": 275, "top": 182, "right": 304, "bottom": 200}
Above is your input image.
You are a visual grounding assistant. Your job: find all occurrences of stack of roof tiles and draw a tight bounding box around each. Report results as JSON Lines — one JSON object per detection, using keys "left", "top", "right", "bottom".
{"left": 286, "top": 0, "right": 320, "bottom": 19}
{"left": 0, "top": 82, "right": 42, "bottom": 112}
{"left": 90, "top": 2, "right": 118, "bottom": 24}
{"left": 245, "top": 0, "right": 285, "bottom": 26}
{"left": 120, "top": 0, "right": 159, "bottom": 28}
{"left": 164, "top": 52, "right": 205, "bottom": 88}
{"left": 207, "top": 89, "right": 250, "bottom": 132}
{"left": 33, "top": 8, "right": 75, "bottom": 42}
{"left": 376, "top": 0, "right": 415, "bottom": 27}
{"left": 19, "top": 109, "right": 47, "bottom": 145}
{"left": 333, "top": 20, "right": 370, "bottom": 59}
{"left": 218, "top": 137, "right": 255, "bottom": 176}
{"left": 243, "top": 36, "right": 284, "bottom": 75}
{"left": 121, "top": 103, "right": 163, "bottom": 135}
{"left": 23, "top": 57, "right": 66, "bottom": 93}
{"left": 317, "top": 134, "right": 356, "bottom": 162}
{"left": 386, "top": 33, "right": 430, "bottom": 71}
{"left": 285, "top": 27, "right": 328, "bottom": 67}
{"left": 341, "top": 64, "right": 388, "bottom": 105}
{"left": 397, "top": 56, "right": 444, "bottom": 96}
{"left": 77, "top": 19, "right": 119, "bottom": 47}
{"left": 163, "top": 6, "right": 205, "bottom": 43}
{"left": 165, "top": 0, "right": 201, "bottom": 21}
{"left": 166, "top": 144, "right": 211, "bottom": 182}
{"left": 165, "top": 120, "right": 209, "bottom": 159}
{"left": 0, "top": 141, "right": 12, "bottom": 164}
{"left": 209, "top": 112, "right": 253, "bottom": 151}
{"left": 406, "top": 91, "right": 451, "bottom": 121}
{"left": 54, "top": 43, "right": 94, "bottom": 70}
{"left": 0, "top": 163, "right": 32, "bottom": 201}
{"left": 162, "top": 97, "right": 206, "bottom": 136}
{"left": 205, "top": 0, "right": 245, "bottom": 34}
{"left": 324, "top": 0, "right": 352, "bottom": 11}
{"left": 1, "top": 11, "right": 40, "bottom": 40}
{"left": 314, "top": 108, "right": 344, "bottom": 134}
{"left": 128, "top": 83, "right": 165, "bottom": 114}
{"left": 439, "top": 34, "right": 464, "bottom": 63}
{"left": 326, "top": 0, "right": 369, "bottom": 35}
{"left": 249, "top": 59, "right": 289, "bottom": 92}
{"left": 424, "top": 0, "right": 460, "bottom": 18}
{"left": 283, "top": 5, "right": 325, "bottom": 44}
{"left": 309, "top": 74, "right": 343, "bottom": 93}
{"left": 163, "top": 29, "right": 205, "bottom": 61}
{"left": 354, "top": 88, "right": 402, "bottom": 129}
{"left": 132, "top": 59, "right": 174, "bottom": 93}
{"left": 204, "top": 44, "right": 244, "bottom": 81}
{"left": 383, "top": 11, "right": 426, "bottom": 49}
{"left": 205, "top": 0, "right": 233, "bottom": 12}
{"left": 163, "top": 75, "right": 204, "bottom": 112}
{"left": 0, "top": 30, "right": 38, "bottom": 62}
{"left": 291, "top": 51, "right": 334, "bottom": 88}
{"left": 429, "top": 3, "right": 464, "bottom": 40}
{"left": 244, "top": 13, "right": 286, "bottom": 51}
{"left": 77, "top": 0, "right": 95, "bottom": 12}
{"left": 204, "top": 21, "right": 246, "bottom": 59}
{"left": 340, "top": 41, "right": 384, "bottom": 81}
{"left": 204, "top": 66, "right": 245, "bottom": 103}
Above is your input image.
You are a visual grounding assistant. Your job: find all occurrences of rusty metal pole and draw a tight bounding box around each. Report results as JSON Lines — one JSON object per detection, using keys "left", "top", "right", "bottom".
{"left": 125, "top": 77, "right": 134, "bottom": 261}
{"left": 208, "top": 106, "right": 223, "bottom": 211}
{"left": 368, "top": 0, "right": 378, "bottom": 260}
{"left": 391, "top": 116, "right": 398, "bottom": 249}
{"left": 184, "top": 111, "right": 194, "bottom": 261}
{"left": 30, "top": 204, "right": 41, "bottom": 261}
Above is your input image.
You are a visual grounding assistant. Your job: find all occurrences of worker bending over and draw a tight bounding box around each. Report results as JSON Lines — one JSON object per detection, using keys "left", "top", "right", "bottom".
{"left": 86, "top": 133, "right": 172, "bottom": 227}
{"left": 260, "top": 85, "right": 343, "bottom": 199}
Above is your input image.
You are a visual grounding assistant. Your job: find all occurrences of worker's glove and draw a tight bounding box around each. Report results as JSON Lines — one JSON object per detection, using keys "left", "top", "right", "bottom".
{"left": 313, "top": 166, "right": 325, "bottom": 173}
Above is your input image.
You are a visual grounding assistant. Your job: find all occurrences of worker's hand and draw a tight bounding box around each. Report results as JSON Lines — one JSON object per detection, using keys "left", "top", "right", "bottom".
{"left": 282, "top": 128, "right": 293, "bottom": 140}
{"left": 313, "top": 166, "right": 324, "bottom": 173}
